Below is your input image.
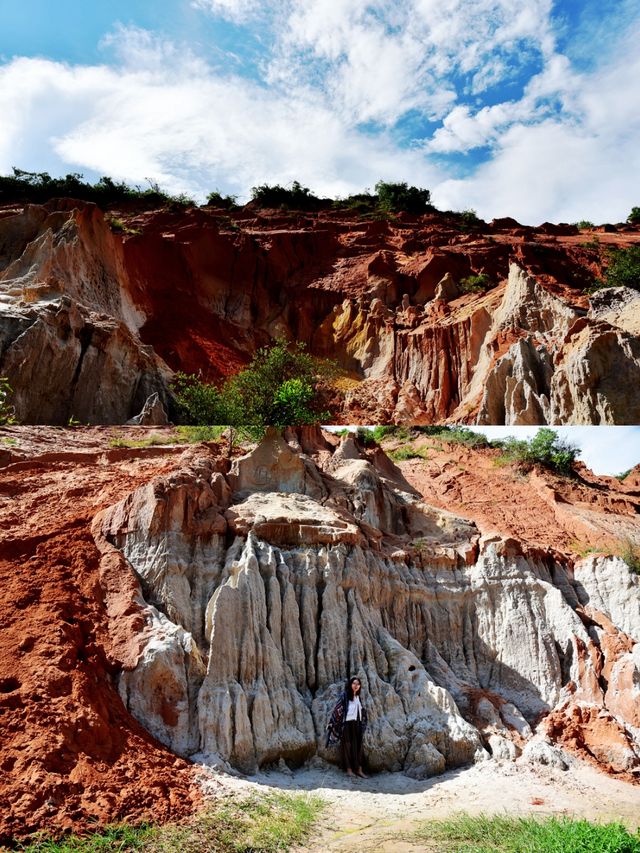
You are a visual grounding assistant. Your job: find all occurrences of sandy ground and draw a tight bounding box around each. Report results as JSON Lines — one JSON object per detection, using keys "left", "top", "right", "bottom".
{"left": 198, "top": 759, "right": 640, "bottom": 852}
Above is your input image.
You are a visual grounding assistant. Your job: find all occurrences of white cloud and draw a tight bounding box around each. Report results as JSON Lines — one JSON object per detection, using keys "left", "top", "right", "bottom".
{"left": 1, "top": 4, "right": 639, "bottom": 223}
{"left": 190, "top": 0, "right": 261, "bottom": 24}
{"left": 266, "top": 0, "right": 556, "bottom": 126}
{"left": 0, "top": 29, "right": 442, "bottom": 201}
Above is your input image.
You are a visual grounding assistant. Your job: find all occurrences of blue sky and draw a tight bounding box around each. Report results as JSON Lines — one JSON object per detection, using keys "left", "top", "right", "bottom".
{"left": 1, "top": 0, "right": 639, "bottom": 223}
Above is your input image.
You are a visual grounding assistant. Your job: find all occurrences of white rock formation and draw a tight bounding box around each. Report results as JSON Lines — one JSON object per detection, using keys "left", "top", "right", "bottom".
{"left": 96, "top": 431, "right": 640, "bottom": 776}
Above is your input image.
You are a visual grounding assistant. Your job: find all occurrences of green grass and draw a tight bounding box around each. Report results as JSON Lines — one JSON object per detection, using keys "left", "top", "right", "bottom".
{"left": 412, "top": 813, "right": 640, "bottom": 852}
{"left": 109, "top": 433, "right": 179, "bottom": 449}
{"left": 0, "top": 436, "right": 18, "bottom": 445}
{"left": 569, "top": 540, "right": 600, "bottom": 558}
{"left": 618, "top": 538, "right": 640, "bottom": 575}
{"left": 16, "top": 792, "right": 324, "bottom": 853}
{"left": 175, "top": 425, "right": 227, "bottom": 443}
{"left": 105, "top": 215, "right": 142, "bottom": 236}
{"left": 108, "top": 426, "right": 228, "bottom": 449}
{"left": 388, "top": 444, "right": 429, "bottom": 461}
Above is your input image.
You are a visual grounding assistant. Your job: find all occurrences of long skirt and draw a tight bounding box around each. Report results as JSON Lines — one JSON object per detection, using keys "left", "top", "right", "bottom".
{"left": 341, "top": 720, "right": 364, "bottom": 771}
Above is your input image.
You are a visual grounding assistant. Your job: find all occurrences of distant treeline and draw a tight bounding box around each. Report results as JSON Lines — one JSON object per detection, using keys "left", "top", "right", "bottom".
{"left": 0, "top": 169, "right": 438, "bottom": 216}
{"left": 0, "top": 168, "right": 196, "bottom": 208}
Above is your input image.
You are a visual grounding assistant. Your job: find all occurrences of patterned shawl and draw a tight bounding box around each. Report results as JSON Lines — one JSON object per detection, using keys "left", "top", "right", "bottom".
{"left": 325, "top": 692, "right": 368, "bottom": 746}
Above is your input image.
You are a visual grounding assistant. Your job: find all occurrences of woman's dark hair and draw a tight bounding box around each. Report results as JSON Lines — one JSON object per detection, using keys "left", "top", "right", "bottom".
{"left": 345, "top": 676, "right": 361, "bottom": 700}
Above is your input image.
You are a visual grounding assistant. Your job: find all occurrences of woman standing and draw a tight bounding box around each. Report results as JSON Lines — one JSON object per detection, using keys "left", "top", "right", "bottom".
{"left": 326, "top": 676, "right": 369, "bottom": 777}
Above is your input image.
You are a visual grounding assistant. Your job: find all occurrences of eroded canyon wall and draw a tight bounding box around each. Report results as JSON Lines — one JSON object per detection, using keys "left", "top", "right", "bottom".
{"left": 2, "top": 200, "right": 640, "bottom": 423}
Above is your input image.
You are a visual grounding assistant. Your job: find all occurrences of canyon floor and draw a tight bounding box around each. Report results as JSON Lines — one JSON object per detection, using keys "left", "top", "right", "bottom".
{"left": 199, "top": 758, "right": 640, "bottom": 852}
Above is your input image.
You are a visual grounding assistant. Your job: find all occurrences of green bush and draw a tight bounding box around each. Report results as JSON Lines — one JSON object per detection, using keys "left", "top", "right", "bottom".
{"left": 206, "top": 190, "right": 238, "bottom": 209}
{"left": 499, "top": 427, "right": 579, "bottom": 475}
{"left": 603, "top": 245, "right": 640, "bottom": 290}
{"left": 170, "top": 340, "right": 332, "bottom": 426}
{"left": 576, "top": 219, "right": 595, "bottom": 229}
{"left": 374, "top": 181, "right": 432, "bottom": 214}
{"left": 0, "top": 377, "right": 16, "bottom": 425}
{"left": 412, "top": 426, "right": 490, "bottom": 448}
{"left": 170, "top": 373, "right": 229, "bottom": 424}
{"left": 459, "top": 273, "right": 493, "bottom": 293}
{"left": 270, "top": 378, "right": 317, "bottom": 426}
{"left": 0, "top": 168, "right": 195, "bottom": 208}
{"left": 355, "top": 427, "right": 376, "bottom": 446}
{"left": 370, "top": 425, "right": 397, "bottom": 443}
{"left": 250, "top": 181, "right": 322, "bottom": 210}
{"left": 389, "top": 445, "right": 429, "bottom": 461}
{"left": 627, "top": 206, "right": 640, "bottom": 224}
{"left": 458, "top": 209, "right": 481, "bottom": 229}
{"left": 333, "top": 192, "right": 378, "bottom": 213}
{"left": 619, "top": 539, "right": 640, "bottom": 575}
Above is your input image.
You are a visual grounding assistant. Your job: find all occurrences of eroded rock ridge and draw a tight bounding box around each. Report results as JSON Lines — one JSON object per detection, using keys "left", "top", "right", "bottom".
{"left": 97, "top": 429, "right": 640, "bottom": 778}
{"left": 2, "top": 201, "right": 640, "bottom": 423}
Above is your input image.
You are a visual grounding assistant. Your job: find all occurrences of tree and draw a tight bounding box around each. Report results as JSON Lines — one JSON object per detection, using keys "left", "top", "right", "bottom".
{"left": 374, "top": 181, "right": 432, "bottom": 214}
{"left": 501, "top": 428, "right": 579, "bottom": 475}
{"left": 227, "top": 340, "right": 330, "bottom": 424}
{"left": 250, "top": 181, "right": 322, "bottom": 210}
{"left": 206, "top": 190, "right": 238, "bottom": 209}
{"left": 0, "top": 377, "right": 15, "bottom": 425}
{"left": 170, "top": 340, "right": 332, "bottom": 426}
{"left": 627, "top": 207, "right": 640, "bottom": 225}
{"left": 604, "top": 246, "right": 640, "bottom": 290}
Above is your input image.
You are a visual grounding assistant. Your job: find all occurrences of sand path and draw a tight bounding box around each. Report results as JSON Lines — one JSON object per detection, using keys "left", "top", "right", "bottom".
{"left": 198, "top": 759, "right": 640, "bottom": 852}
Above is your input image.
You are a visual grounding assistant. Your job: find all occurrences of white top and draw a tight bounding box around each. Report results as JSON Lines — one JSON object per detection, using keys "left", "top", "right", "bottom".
{"left": 346, "top": 696, "right": 362, "bottom": 721}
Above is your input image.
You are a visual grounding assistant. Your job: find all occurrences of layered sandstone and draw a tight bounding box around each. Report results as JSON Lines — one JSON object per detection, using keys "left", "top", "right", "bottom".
{"left": 1, "top": 201, "right": 639, "bottom": 423}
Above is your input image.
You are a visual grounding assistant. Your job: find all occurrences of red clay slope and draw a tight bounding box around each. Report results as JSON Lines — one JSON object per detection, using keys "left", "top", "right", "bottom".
{"left": 0, "top": 429, "right": 203, "bottom": 844}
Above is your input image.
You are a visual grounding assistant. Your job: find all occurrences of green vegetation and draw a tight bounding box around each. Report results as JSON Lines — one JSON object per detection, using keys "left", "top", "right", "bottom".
{"left": 16, "top": 791, "right": 324, "bottom": 852}
{"left": 170, "top": 340, "right": 333, "bottom": 426}
{"left": 496, "top": 427, "right": 579, "bottom": 475}
{"left": 412, "top": 813, "right": 640, "bottom": 852}
{"left": 618, "top": 538, "right": 640, "bottom": 575}
{"left": 0, "top": 377, "right": 16, "bottom": 425}
{"left": 109, "top": 433, "right": 179, "bottom": 449}
{"left": 414, "top": 426, "right": 490, "bottom": 448}
{"left": 569, "top": 540, "right": 600, "bottom": 558}
{"left": 458, "top": 209, "right": 482, "bottom": 230}
{"left": 459, "top": 273, "right": 493, "bottom": 293}
{"left": 370, "top": 425, "right": 400, "bottom": 443}
{"left": 206, "top": 190, "right": 238, "bottom": 209}
{"left": 374, "top": 181, "right": 432, "bottom": 214}
{"left": 250, "top": 181, "right": 323, "bottom": 211}
{"left": 603, "top": 245, "right": 640, "bottom": 290}
{"left": 0, "top": 168, "right": 195, "bottom": 208}
{"left": 587, "top": 245, "right": 640, "bottom": 292}
{"left": 373, "top": 426, "right": 578, "bottom": 476}
{"left": 105, "top": 215, "right": 142, "bottom": 236}
{"left": 333, "top": 191, "right": 378, "bottom": 213}
{"left": 616, "top": 468, "right": 633, "bottom": 481}
{"left": 363, "top": 425, "right": 489, "bottom": 449}
{"left": 575, "top": 219, "right": 595, "bottom": 229}
{"left": 579, "top": 237, "right": 600, "bottom": 250}
{"left": 355, "top": 426, "right": 376, "bottom": 446}
{"left": 627, "top": 207, "right": 640, "bottom": 225}
{"left": 388, "top": 445, "right": 429, "bottom": 461}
